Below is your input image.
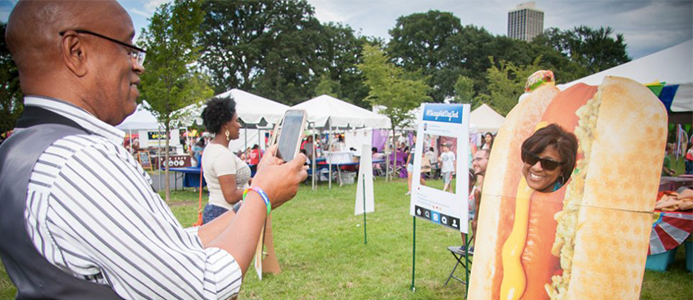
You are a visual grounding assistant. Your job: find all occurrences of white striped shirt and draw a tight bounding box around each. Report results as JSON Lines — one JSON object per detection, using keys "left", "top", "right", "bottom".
{"left": 22, "top": 96, "right": 241, "bottom": 300}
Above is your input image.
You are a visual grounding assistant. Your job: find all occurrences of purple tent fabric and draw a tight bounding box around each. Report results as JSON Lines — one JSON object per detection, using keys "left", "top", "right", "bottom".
{"left": 372, "top": 129, "right": 389, "bottom": 152}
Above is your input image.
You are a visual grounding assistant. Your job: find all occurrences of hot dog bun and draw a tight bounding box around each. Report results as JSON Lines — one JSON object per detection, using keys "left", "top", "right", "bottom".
{"left": 555, "top": 76, "right": 667, "bottom": 299}
{"left": 469, "top": 84, "right": 560, "bottom": 299}
{"left": 469, "top": 76, "right": 668, "bottom": 300}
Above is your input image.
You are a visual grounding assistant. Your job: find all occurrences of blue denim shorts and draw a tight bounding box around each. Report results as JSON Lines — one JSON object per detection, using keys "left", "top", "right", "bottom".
{"left": 202, "top": 204, "right": 228, "bottom": 224}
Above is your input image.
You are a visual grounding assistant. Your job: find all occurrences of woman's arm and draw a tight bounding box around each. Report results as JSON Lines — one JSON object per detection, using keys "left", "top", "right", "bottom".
{"left": 218, "top": 174, "right": 244, "bottom": 205}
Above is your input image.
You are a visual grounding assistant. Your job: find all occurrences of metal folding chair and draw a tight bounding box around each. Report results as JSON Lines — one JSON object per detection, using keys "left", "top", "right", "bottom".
{"left": 444, "top": 233, "right": 473, "bottom": 290}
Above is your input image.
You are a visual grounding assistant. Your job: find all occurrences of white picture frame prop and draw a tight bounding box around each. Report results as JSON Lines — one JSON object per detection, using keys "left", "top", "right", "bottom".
{"left": 409, "top": 103, "right": 470, "bottom": 233}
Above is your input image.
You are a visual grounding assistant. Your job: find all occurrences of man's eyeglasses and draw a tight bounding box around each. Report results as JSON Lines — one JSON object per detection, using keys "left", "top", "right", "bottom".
{"left": 521, "top": 149, "right": 563, "bottom": 171}
{"left": 59, "top": 29, "right": 146, "bottom": 67}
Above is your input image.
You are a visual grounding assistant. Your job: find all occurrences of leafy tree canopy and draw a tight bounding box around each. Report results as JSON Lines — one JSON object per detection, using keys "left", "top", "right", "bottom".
{"left": 199, "top": 0, "right": 368, "bottom": 106}
{"left": 532, "top": 26, "right": 631, "bottom": 74}
{"left": 387, "top": 10, "right": 465, "bottom": 102}
{"left": 476, "top": 56, "right": 543, "bottom": 116}
{"left": 0, "top": 22, "right": 23, "bottom": 136}
{"left": 358, "top": 44, "right": 430, "bottom": 132}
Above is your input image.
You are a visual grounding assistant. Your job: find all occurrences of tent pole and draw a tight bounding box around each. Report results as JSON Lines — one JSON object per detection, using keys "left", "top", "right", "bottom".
{"left": 328, "top": 122, "right": 332, "bottom": 190}
{"left": 312, "top": 122, "right": 317, "bottom": 191}
{"left": 385, "top": 130, "right": 391, "bottom": 182}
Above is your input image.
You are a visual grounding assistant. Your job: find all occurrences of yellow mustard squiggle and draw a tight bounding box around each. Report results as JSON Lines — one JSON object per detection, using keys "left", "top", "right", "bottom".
{"left": 499, "top": 176, "right": 535, "bottom": 300}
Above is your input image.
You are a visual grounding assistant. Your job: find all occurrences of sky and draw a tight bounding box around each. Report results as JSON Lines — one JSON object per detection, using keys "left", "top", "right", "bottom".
{"left": 1, "top": 0, "right": 691, "bottom": 59}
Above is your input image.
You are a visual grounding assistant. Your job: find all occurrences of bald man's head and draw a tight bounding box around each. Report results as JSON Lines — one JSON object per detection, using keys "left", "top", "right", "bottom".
{"left": 6, "top": 0, "right": 143, "bottom": 125}
{"left": 6, "top": 0, "right": 129, "bottom": 77}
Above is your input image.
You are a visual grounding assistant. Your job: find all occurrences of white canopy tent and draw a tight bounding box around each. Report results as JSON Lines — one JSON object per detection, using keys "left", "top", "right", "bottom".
{"left": 290, "top": 95, "right": 391, "bottom": 189}
{"left": 291, "top": 95, "right": 391, "bottom": 129}
{"left": 470, "top": 104, "right": 505, "bottom": 133}
{"left": 116, "top": 101, "right": 163, "bottom": 151}
{"left": 116, "top": 101, "right": 161, "bottom": 131}
{"left": 559, "top": 39, "right": 693, "bottom": 114}
{"left": 179, "top": 89, "right": 289, "bottom": 127}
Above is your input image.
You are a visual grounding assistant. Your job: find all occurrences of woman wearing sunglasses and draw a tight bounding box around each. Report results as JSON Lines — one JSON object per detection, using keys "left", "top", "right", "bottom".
{"left": 520, "top": 124, "right": 578, "bottom": 193}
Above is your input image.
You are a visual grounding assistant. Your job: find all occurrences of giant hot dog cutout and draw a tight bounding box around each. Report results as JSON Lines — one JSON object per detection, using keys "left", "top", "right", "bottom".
{"left": 469, "top": 76, "right": 668, "bottom": 300}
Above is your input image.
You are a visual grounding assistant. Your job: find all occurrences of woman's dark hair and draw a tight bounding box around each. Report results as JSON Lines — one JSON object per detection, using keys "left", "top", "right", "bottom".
{"left": 196, "top": 138, "right": 205, "bottom": 147}
{"left": 201, "top": 96, "right": 236, "bottom": 134}
{"left": 521, "top": 123, "right": 578, "bottom": 182}
{"left": 484, "top": 132, "right": 495, "bottom": 148}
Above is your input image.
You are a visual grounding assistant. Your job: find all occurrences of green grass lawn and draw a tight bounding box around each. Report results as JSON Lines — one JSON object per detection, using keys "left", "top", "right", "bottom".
{"left": 1, "top": 178, "right": 691, "bottom": 299}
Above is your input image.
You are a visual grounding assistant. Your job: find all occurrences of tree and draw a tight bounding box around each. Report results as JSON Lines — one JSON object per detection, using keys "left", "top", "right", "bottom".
{"left": 453, "top": 75, "right": 481, "bottom": 109}
{"left": 477, "top": 56, "right": 543, "bottom": 116}
{"left": 0, "top": 22, "right": 23, "bottom": 136}
{"left": 314, "top": 74, "right": 339, "bottom": 98}
{"left": 138, "top": 0, "right": 213, "bottom": 201}
{"left": 358, "top": 44, "right": 430, "bottom": 179}
{"left": 387, "top": 10, "right": 465, "bottom": 102}
{"left": 533, "top": 26, "right": 630, "bottom": 74}
{"left": 198, "top": 0, "right": 272, "bottom": 93}
{"left": 312, "top": 22, "right": 370, "bottom": 107}
{"left": 251, "top": 0, "right": 324, "bottom": 105}
{"left": 199, "top": 0, "right": 327, "bottom": 105}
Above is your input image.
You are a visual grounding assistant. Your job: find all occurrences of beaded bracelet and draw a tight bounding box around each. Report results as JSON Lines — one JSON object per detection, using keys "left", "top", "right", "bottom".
{"left": 243, "top": 187, "right": 271, "bottom": 216}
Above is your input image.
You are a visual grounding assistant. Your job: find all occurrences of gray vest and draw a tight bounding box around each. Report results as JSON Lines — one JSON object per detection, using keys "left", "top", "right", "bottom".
{"left": 0, "top": 107, "right": 123, "bottom": 299}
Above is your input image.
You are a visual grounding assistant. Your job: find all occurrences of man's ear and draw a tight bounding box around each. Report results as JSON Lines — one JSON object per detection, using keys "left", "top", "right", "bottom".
{"left": 60, "top": 32, "right": 88, "bottom": 77}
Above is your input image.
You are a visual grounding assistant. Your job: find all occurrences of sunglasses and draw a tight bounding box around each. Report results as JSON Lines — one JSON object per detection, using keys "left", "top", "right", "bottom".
{"left": 521, "top": 149, "right": 564, "bottom": 171}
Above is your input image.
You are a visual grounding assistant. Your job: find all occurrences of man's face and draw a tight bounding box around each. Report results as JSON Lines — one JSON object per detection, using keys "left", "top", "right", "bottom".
{"left": 472, "top": 150, "right": 489, "bottom": 175}
{"left": 88, "top": 5, "right": 144, "bottom": 125}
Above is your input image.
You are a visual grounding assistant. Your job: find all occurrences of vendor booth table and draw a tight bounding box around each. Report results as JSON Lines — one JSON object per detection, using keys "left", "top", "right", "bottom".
{"left": 658, "top": 176, "right": 693, "bottom": 192}
{"left": 169, "top": 167, "right": 206, "bottom": 189}
{"left": 152, "top": 155, "right": 192, "bottom": 169}
{"left": 309, "top": 157, "right": 385, "bottom": 186}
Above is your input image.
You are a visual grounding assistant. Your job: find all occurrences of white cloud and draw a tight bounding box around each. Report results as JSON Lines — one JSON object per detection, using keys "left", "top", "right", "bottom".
{"left": 130, "top": 8, "right": 151, "bottom": 19}
{"left": 310, "top": 0, "right": 351, "bottom": 23}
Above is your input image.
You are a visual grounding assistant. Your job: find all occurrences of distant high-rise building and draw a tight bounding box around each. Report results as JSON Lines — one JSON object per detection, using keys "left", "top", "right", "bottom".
{"left": 508, "top": 2, "right": 544, "bottom": 41}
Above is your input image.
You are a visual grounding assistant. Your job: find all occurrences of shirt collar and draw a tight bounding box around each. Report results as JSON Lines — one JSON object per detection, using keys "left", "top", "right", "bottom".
{"left": 24, "top": 96, "right": 125, "bottom": 144}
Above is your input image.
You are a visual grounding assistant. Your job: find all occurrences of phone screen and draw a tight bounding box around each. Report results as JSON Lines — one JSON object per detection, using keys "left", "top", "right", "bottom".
{"left": 276, "top": 110, "right": 306, "bottom": 161}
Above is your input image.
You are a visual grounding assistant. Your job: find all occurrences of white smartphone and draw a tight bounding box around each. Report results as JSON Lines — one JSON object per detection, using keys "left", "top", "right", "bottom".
{"left": 275, "top": 109, "right": 307, "bottom": 162}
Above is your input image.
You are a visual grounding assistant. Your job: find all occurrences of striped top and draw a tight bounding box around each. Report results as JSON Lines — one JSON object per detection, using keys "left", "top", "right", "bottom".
{"left": 22, "top": 96, "right": 241, "bottom": 299}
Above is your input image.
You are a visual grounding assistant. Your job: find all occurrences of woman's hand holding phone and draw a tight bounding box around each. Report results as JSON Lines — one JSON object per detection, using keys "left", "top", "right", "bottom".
{"left": 252, "top": 145, "right": 308, "bottom": 209}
